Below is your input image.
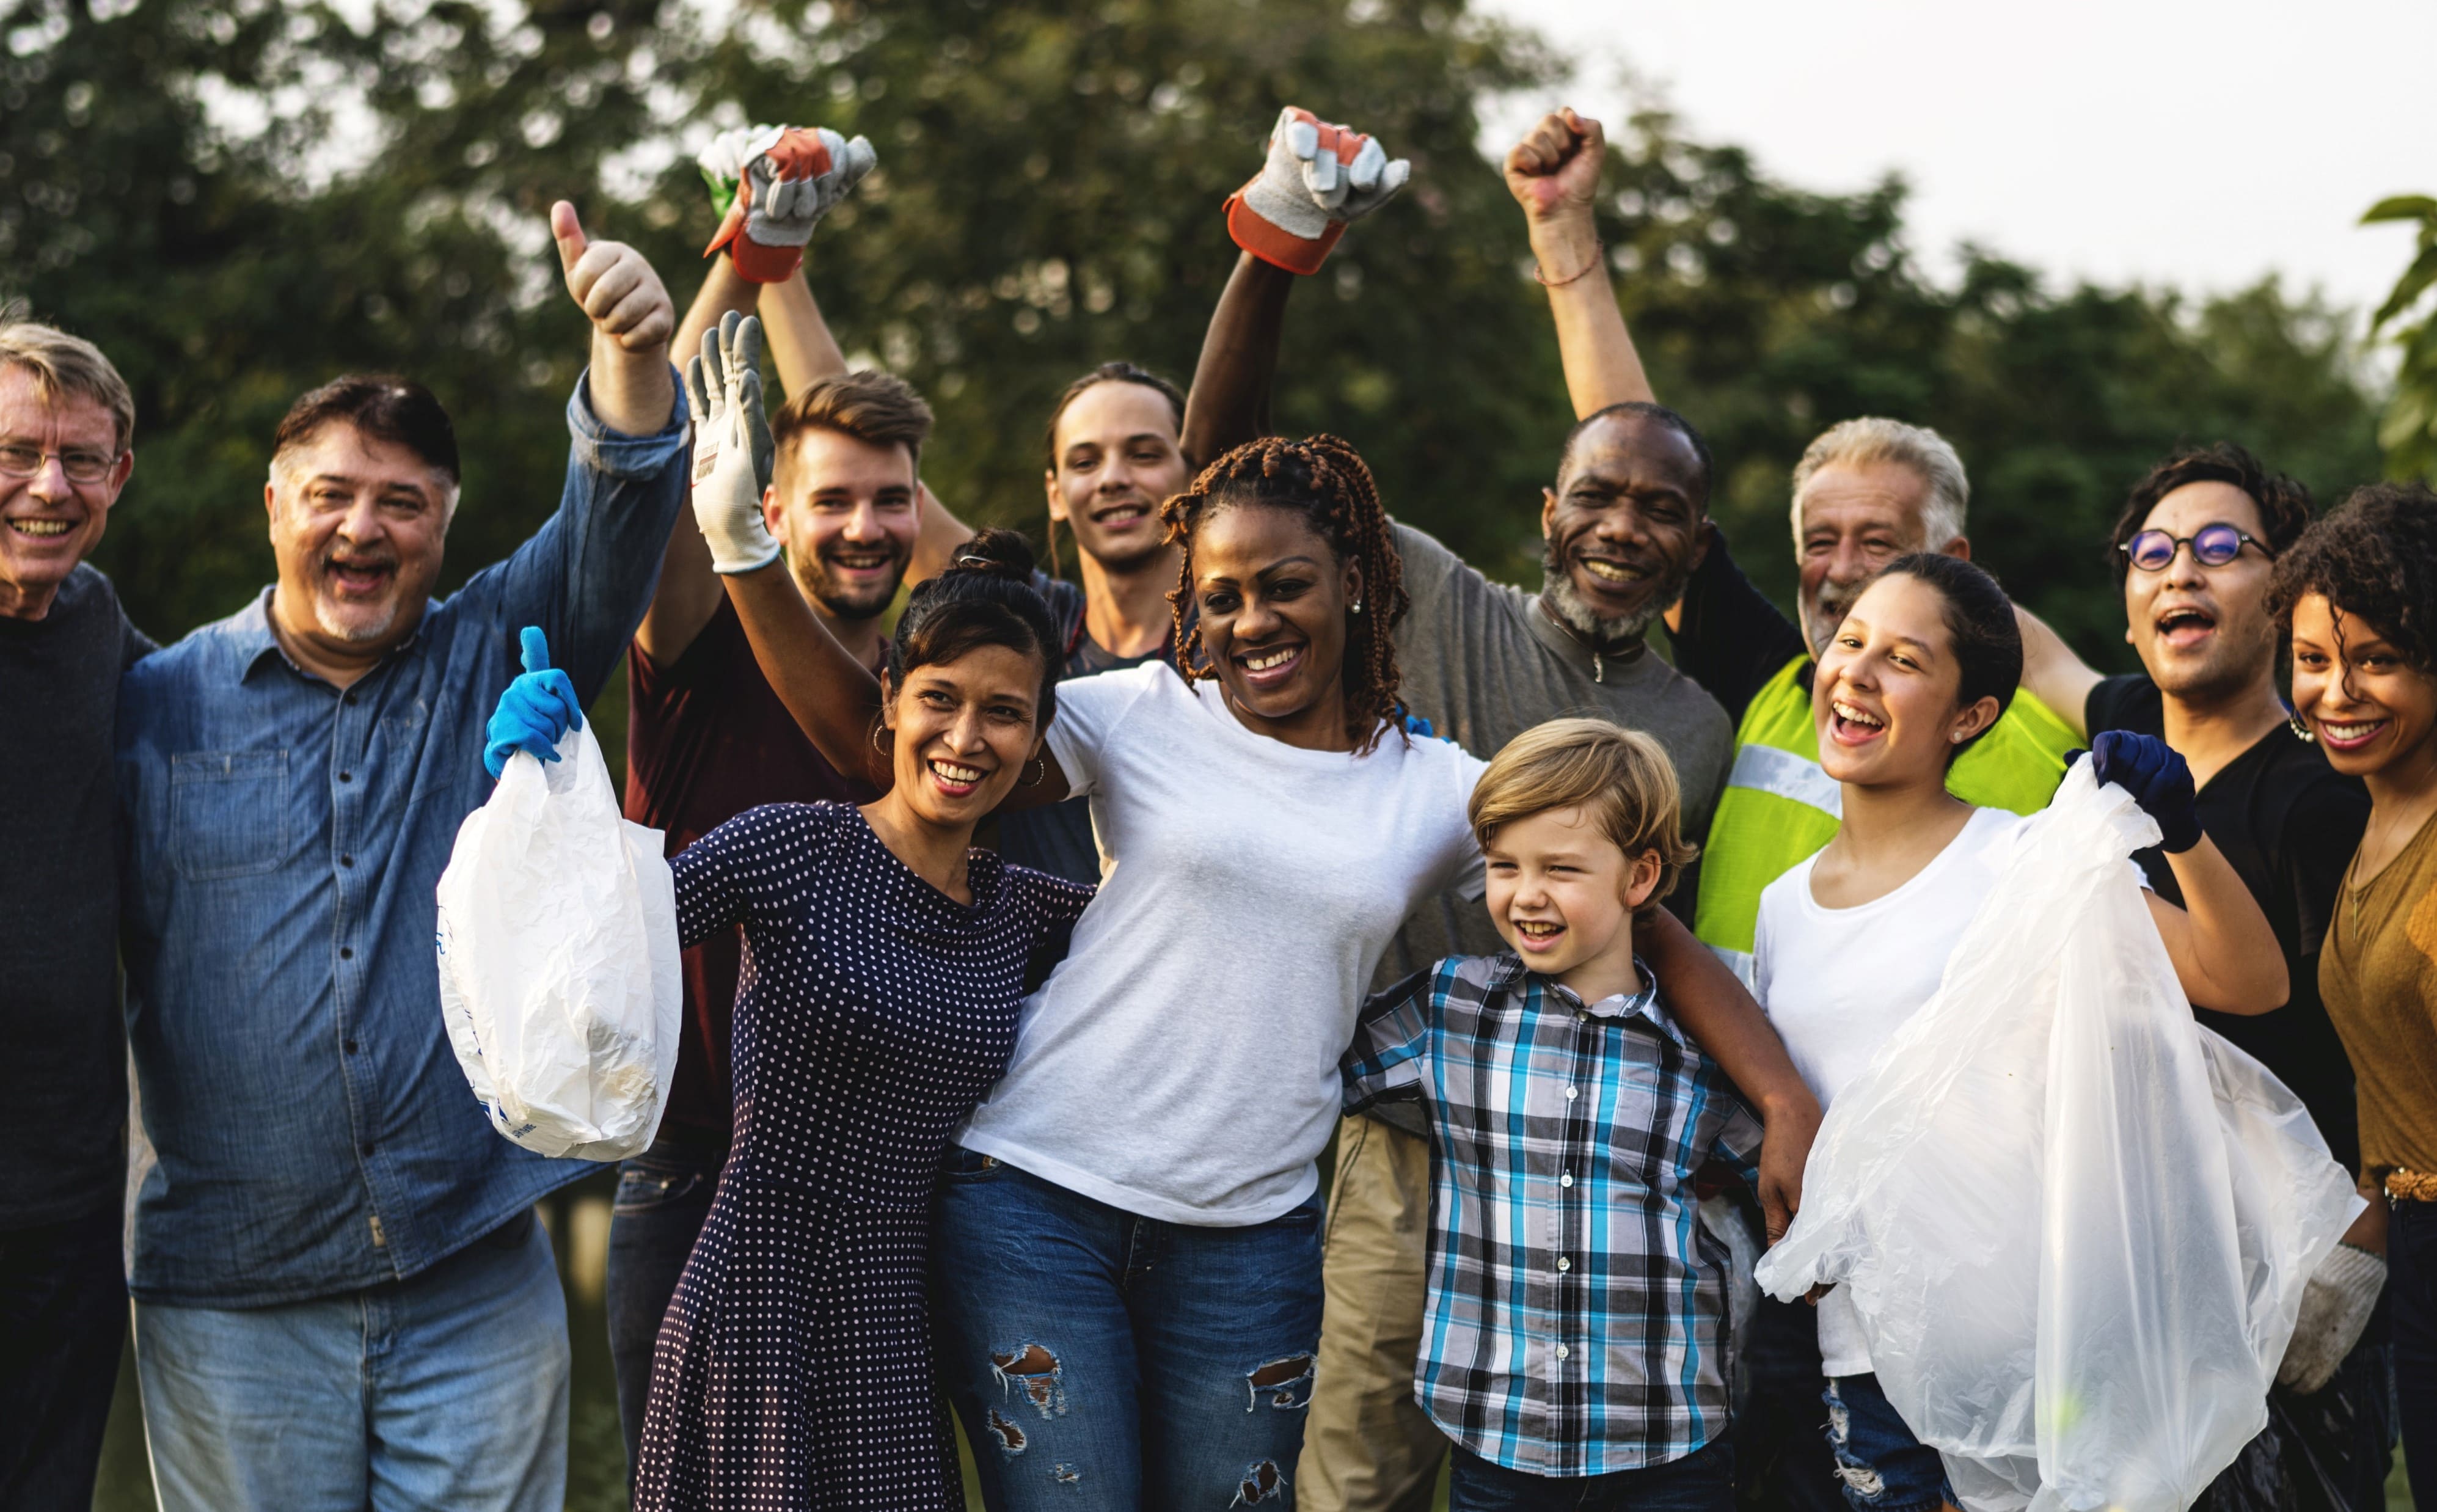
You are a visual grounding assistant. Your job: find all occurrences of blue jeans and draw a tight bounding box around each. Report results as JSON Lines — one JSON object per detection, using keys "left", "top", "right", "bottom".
{"left": 602, "top": 1134, "right": 724, "bottom": 1481}
{"left": 0, "top": 1204, "right": 126, "bottom": 1511}
{"left": 1448, "top": 1437, "right": 1736, "bottom": 1511}
{"left": 932, "top": 1147, "right": 1324, "bottom": 1510}
{"left": 2391, "top": 1198, "right": 2437, "bottom": 1510}
{"left": 133, "top": 1209, "right": 568, "bottom": 1512}
{"left": 1824, "top": 1375, "right": 1951, "bottom": 1511}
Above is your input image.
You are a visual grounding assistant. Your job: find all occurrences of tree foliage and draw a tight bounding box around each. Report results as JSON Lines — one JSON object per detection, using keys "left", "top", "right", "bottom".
{"left": 0, "top": 0, "right": 2389, "bottom": 681}
{"left": 2363, "top": 194, "right": 2437, "bottom": 483}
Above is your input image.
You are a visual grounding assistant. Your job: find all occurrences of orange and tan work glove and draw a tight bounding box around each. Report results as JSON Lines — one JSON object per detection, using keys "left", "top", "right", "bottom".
{"left": 1224, "top": 106, "right": 1411, "bottom": 275}
{"left": 700, "top": 123, "right": 876, "bottom": 283}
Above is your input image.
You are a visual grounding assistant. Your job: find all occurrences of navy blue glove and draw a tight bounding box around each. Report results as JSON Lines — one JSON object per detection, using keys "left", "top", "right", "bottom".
{"left": 2082, "top": 729, "right": 2202, "bottom": 853}
{"left": 483, "top": 626, "right": 584, "bottom": 780}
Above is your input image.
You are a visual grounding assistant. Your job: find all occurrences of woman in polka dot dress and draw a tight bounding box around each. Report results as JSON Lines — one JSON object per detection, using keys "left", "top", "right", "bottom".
{"left": 485, "top": 525, "right": 1086, "bottom": 1510}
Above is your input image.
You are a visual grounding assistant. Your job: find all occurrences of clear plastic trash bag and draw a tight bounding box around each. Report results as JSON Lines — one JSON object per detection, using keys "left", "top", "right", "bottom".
{"left": 1753, "top": 762, "right": 2363, "bottom": 1511}
{"left": 436, "top": 721, "right": 682, "bottom": 1163}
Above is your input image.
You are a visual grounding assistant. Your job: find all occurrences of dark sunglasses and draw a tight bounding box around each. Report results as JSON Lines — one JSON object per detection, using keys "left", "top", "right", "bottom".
{"left": 2121, "top": 522, "right": 2266, "bottom": 572}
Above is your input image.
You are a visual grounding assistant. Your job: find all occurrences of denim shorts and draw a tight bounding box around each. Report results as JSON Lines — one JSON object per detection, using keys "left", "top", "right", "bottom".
{"left": 1823, "top": 1375, "right": 1951, "bottom": 1511}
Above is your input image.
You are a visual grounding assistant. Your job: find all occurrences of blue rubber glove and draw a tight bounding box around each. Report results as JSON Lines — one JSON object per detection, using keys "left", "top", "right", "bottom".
{"left": 2083, "top": 729, "right": 2202, "bottom": 853}
{"left": 483, "top": 627, "right": 584, "bottom": 780}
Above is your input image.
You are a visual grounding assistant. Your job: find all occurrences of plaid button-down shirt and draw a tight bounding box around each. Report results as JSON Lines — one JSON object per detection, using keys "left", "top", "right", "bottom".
{"left": 1343, "top": 951, "right": 1763, "bottom": 1476}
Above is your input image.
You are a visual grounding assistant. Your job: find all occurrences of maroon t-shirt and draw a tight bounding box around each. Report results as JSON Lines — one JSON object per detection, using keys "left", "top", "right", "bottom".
{"left": 624, "top": 596, "right": 880, "bottom": 1143}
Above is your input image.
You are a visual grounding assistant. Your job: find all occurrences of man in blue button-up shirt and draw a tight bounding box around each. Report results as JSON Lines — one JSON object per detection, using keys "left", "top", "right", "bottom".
{"left": 115, "top": 204, "right": 688, "bottom": 1512}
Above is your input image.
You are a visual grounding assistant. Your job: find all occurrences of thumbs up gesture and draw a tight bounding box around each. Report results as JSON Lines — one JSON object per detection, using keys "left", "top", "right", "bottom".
{"left": 483, "top": 627, "right": 586, "bottom": 780}
{"left": 552, "top": 201, "right": 673, "bottom": 355}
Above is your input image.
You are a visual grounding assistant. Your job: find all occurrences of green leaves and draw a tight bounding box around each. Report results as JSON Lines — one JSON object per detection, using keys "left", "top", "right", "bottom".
{"left": 2363, "top": 194, "right": 2437, "bottom": 480}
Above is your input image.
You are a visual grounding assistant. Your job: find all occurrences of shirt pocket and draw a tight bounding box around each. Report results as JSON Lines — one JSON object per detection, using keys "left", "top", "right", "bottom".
{"left": 170, "top": 750, "right": 290, "bottom": 880}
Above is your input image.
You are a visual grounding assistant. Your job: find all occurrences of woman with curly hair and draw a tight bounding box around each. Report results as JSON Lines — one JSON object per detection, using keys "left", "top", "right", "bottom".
{"left": 2271, "top": 480, "right": 2437, "bottom": 1504}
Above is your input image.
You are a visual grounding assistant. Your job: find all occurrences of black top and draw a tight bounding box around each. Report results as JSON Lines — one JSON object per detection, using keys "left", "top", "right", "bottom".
{"left": 1, "top": 564, "right": 152, "bottom": 1227}
{"left": 1668, "top": 526, "right": 1810, "bottom": 725}
{"left": 2085, "top": 672, "right": 2372, "bottom": 1172}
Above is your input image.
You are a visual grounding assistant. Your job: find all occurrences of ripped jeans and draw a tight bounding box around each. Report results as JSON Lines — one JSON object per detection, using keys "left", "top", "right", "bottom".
{"left": 932, "top": 1147, "right": 1324, "bottom": 1510}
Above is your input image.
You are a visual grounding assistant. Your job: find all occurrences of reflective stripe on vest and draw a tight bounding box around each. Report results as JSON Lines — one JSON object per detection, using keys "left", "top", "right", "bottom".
{"left": 1725, "top": 742, "right": 1842, "bottom": 820}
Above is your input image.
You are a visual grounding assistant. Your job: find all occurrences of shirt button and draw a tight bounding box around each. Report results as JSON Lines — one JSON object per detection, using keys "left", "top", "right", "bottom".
{"left": 1560, "top": 1174, "right": 1574, "bottom": 1188}
{"left": 1555, "top": 1343, "right": 1570, "bottom": 1360}
{"left": 1557, "top": 1256, "right": 1571, "bottom": 1272}
{"left": 360, "top": 1142, "right": 374, "bottom": 1156}
{"left": 340, "top": 854, "right": 355, "bottom": 867}
{"left": 344, "top": 1038, "right": 359, "bottom": 1053}
{"left": 343, "top": 691, "right": 358, "bottom": 706}
{"left": 338, "top": 771, "right": 352, "bottom": 783}
{"left": 340, "top": 946, "right": 354, "bottom": 960}
{"left": 1564, "top": 1086, "right": 1578, "bottom": 1100}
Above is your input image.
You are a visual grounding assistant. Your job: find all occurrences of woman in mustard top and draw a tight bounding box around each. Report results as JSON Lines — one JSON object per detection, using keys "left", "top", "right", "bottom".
{"left": 2273, "top": 481, "right": 2437, "bottom": 1505}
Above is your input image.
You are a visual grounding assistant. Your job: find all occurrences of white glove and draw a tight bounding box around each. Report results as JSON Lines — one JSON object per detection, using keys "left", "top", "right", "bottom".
{"left": 2276, "top": 1241, "right": 2385, "bottom": 1394}
{"left": 700, "top": 124, "right": 876, "bottom": 282}
{"left": 1226, "top": 106, "right": 1410, "bottom": 275}
{"left": 683, "top": 311, "right": 780, "bottom": 574}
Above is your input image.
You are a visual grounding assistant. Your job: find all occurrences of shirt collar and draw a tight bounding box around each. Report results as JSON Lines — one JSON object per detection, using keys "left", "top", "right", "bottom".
{"left": 1489, "top": 950, "right": 1683, "bottom": 1045}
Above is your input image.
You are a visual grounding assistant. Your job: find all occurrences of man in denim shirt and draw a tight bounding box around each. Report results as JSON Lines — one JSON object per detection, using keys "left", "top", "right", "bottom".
{"left": 114, "top": 204, "right": 687, "bottom": 1511}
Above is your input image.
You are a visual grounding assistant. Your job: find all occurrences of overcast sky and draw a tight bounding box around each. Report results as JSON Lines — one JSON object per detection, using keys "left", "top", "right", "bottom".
{"left": 1475, "top": 0, "right": 2437, "bottom": 325}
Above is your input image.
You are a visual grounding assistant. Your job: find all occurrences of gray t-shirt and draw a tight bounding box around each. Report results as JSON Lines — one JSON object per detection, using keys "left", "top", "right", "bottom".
{"left": 1383, "top": 522, "right": 1733, "bottom": 979}
{"left": 2, "top": 563, "right": 152, "bottom": 1226}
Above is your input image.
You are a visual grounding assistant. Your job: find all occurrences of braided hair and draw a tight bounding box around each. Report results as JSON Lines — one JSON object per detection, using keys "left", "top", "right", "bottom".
{"left": 1158, "top": 434, "right": 1408, "bottom": 755}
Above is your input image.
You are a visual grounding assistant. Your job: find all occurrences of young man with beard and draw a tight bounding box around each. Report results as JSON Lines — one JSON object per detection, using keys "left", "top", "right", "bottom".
{"left": 1176, "top": 108, "right": 1822, "bottom": 1512}
{"left": 2017, "top": 444, "right": 2392, "bottom": 1512}
{"left": 0, "top": 311, "right": 148, "bottom": 1512}
{"left": 112, "top": 205, "right": 687, "bottom": 1512}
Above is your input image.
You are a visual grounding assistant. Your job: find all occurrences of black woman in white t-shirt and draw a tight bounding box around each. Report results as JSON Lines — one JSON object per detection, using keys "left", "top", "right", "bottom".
{"left": 1750, "top": 553, "right": 2287, "bottom": 1512}
{"left": 717, "top": 429, "right": 1820, "bottom": 1510}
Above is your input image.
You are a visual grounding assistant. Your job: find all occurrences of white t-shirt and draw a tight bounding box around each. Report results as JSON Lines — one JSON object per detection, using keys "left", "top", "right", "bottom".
{"left": 1755, "top": 805, "right": 2144, "bottom": 1377}
{"left": 960, "top": 662, "right": 1486, "bottom": 1225}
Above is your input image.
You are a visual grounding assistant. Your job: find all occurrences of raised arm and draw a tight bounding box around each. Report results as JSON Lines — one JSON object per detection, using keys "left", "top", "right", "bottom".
{"left": 1640, "top": 907, "right": 1821, "bottom": 1243}
{"left": 2014, "top": 602, "right": 2104, "bottom": 741}
{"left": 1177, "top": 108, "right": 1411, "bottom": 467}
{"left": 641, "top": 255, "right": 761, "bottom": 665}
{"left": 552, "top": 202, "right": 676, "bottom": 437}
{"left": 1507, "top": 109, "right": 1653, "bottom": 418}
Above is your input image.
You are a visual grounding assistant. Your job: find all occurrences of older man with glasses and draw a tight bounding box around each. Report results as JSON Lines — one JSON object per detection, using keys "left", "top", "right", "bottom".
{"left": 0, "top": 306, "right": 150, "bottom": 1512}
{"left": 2020, "top": 442, "right": 2395, "bottom": 1512}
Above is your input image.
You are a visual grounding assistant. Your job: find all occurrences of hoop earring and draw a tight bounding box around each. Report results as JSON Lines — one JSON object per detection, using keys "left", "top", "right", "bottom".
{"left": 2287, "top": 710, "right": 2316, "bottom": 744}
{"left": 871, "top": 721, "right": 890, "bottom": 753}
{"left": 1019, "top": 756, "right": 1048, "bottom": 787}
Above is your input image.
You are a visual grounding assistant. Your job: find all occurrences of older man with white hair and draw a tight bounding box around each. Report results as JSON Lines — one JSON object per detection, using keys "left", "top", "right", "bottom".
{"left": 1668, "top": 415, "right": 2083, "bottom": 980}
{"left": 0, "top": 306, "right": 148, "bottom": 1512}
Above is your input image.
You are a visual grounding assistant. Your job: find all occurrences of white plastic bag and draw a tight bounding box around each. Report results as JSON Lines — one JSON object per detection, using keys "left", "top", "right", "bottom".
{"left": 435, "top": 721, "right": 682, "bottom": 1162}
{"left": 1754, "top": 763, "right": 2362, "bottom": 1512}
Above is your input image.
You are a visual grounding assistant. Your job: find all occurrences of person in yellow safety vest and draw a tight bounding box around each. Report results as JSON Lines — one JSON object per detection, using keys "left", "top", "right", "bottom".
{"left": 1666, "top": 416, "right": 2082, "bottom": 984}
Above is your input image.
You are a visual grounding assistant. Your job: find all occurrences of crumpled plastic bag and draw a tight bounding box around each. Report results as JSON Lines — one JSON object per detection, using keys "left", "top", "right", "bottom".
{"left": 436, "top": 721, "right": 682, "bottom": 1162}
{"left": 1754, "top": 762, "right": 2363, "bottom": 1511}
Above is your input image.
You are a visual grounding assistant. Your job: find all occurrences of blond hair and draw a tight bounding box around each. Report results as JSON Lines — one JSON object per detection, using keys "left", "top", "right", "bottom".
{"left": 1788, "top": 416, "right": 1967, "bottom": 553}
{"left": 1468, "top": 718, "right": 1699, "bottom": 921}
{"left": 0, "top": 302, "right": 134, "bottom": 453}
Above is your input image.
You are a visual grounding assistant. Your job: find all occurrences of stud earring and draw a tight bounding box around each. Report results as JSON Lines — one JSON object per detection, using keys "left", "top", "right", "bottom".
{"left": 1351, "top": 599, "right": 1364, "bottom": 615}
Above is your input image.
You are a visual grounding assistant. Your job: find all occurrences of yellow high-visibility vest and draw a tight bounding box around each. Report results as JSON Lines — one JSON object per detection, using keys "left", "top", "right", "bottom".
{"left": 1692, "top": 655, "right": 2080, "bottom": 981}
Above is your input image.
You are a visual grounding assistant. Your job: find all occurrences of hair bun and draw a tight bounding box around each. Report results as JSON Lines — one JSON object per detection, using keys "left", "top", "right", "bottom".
{"left": 947, "top": 527, "right": 1038, "bottom": 583}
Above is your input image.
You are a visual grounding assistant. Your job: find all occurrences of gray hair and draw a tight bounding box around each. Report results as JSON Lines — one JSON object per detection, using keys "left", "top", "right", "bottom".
{"left": 1788, "top": 417, "right": 1968, "bottom": 552}
{"left": 0, "top": 301, "right": 134, "bottom": 453}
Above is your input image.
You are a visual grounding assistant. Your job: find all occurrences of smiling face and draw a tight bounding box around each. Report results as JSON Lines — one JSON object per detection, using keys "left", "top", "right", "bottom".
{"left": 2124, "top": 481, "right": 2279, "bottom": 705}
{"left": 1047, "top": 381, "right": 1188, "bottom": 575}
{"left": 0, "top": 365, "right": 133, "bottom": 621}
{"left": 770, "top": 427, "right": 921, "bottom": 621}
{"left": 1797, "top": 460, "right": 1954, "bottom": 657}
{"left": 1539, "top": 411, "right": 1706, "bottom": 645}
{"left": 2289, "top": 593, "right": 2437, "bottom": 783}
{"left": 1485, "top": 804, "right": 1662, "bottom": 983}
{"left": 1813, "top": 571, "right": 2001, "bottom": 789}
{"left": 1188, "top": 500, "right": 1362, "bottom": 747}
{"left": 883, "top": 641, "right": 1049, "bottom": 831}
{"left": 265, "top": 422, "right": 453, "bottom": 662}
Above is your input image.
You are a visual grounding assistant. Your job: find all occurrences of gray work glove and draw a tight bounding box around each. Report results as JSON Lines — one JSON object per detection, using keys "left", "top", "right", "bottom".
{"left": 684, "top": 311, "right": 780, "bottom": 574}
{"left": 2276, "top": 1241, "right": 2385, "bottom": 1394}
{"left": 700, "top": 123, "right": 876, "bottom": 282}
{"left": 1224, "top": 106, "right": 1410, "bottom": 274}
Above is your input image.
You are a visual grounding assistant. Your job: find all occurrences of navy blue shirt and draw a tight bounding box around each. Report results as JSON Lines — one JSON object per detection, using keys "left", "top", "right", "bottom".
{"left": 115, "top": 373, "right": 687, "bottom": 1305}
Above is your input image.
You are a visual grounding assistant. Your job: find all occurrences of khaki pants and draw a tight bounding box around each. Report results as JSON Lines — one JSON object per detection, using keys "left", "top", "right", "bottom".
{"left": 1297, "top": 1112, "right": 1446, "bottom": 1512}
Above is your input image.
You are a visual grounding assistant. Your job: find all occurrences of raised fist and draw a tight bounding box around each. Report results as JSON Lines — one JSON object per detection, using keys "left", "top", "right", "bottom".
{"left": 1225, "top": 106, "right": 1411, "bottom": 276}
{"left": 1505, "top": 108, "right": 1606, "bottom": 225}
{"left": 700, "top": 123, "right": 877, "bottom": 282}
{"left": 552, "top": 203, "right": 673, "bottom": 354}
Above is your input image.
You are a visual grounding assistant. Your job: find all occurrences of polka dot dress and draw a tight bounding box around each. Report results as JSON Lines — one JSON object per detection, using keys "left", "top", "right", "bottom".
{"left": 633, "top": 802, "right": 1092, "bottom": 1511}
